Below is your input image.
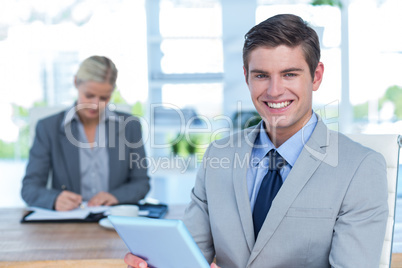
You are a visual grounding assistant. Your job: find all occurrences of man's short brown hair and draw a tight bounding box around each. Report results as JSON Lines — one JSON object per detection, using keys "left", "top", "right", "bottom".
{"left": 243, "top": 14, "right": 320, "bottom": 80}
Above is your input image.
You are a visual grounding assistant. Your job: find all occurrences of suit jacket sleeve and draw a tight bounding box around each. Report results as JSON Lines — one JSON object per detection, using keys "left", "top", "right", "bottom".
{"left": 21, "top": 119, "right": 62, "bottom": 209}
{"left": 329, "top": 150, "right": 388, "bottom": 267}
{"left": 108, "top": 116, "right": 150, "bottom": 204}
{"left": 183, "top": 144, "right": 215, "bottom": 263}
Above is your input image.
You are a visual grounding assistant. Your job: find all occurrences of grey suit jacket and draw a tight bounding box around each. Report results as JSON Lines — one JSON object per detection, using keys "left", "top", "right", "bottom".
{"left": 21, "top": 109, "right": 150, "bottom": 209}
{"left": 183, "top": 118, "right": 388, "bottom": 268}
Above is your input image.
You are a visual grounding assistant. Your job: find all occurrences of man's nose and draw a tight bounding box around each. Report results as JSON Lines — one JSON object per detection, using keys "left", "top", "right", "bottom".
{"left": 267, "top": 77, "right": 285, "bottom": 97}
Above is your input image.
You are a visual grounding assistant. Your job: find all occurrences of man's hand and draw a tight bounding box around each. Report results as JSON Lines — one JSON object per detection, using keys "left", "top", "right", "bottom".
{"left": 88, "top": 191, "right": 118, "bottom": 207}
{"left": 124, "top": 253, "right": 221, "bottom": 268}
{"left": 124, "top": 253, "right": 148, "bottom": 268}
{"left": 55, "top": 191, "right": 82, "bottom": 211}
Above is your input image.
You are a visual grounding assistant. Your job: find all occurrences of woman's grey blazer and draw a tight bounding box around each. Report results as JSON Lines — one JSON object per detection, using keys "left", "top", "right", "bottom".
{"left": 183, "top": 118, "right": 388, "bottom": 268}
{"left": 21, "top": 110, "right": 150, "bottom": 209}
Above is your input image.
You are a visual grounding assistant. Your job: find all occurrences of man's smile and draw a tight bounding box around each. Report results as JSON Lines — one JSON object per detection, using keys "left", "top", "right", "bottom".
{"left": 265, "top": 101, "right": 292, "bottom": 109}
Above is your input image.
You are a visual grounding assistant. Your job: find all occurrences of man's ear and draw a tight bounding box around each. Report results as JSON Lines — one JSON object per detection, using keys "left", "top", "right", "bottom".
{"left": 74, "top": 76, "right": 78, "bottom": 88}
{"left": 312, "top": 62, "right": 324, "bottom": 92}
{"left": 243, "top": 66, "right": 249, "bottom": 85}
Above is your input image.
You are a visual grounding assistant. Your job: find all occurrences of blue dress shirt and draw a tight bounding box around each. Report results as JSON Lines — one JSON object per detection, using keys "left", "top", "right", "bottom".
{"left": 247, "top": 112, "right": 318, "bottom": 211}
{"left": 62, "top": 105, "right": 119, "bottom": 201}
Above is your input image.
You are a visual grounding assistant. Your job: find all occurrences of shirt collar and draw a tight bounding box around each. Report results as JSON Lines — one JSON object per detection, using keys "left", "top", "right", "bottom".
{"left": 252, "top": 112, "right": 318, "bottom": 167}
{"left": 62, "top": 103, "right": 119, "bottom": 128}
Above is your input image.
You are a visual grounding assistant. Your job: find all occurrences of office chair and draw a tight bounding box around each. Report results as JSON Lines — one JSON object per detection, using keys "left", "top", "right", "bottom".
{"left": 346, "top": 134, "right": 401, "bottom": 268}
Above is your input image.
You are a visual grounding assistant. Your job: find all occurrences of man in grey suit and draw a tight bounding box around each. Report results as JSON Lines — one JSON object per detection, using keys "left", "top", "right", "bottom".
{"left": 125, "top": 14, "right": 388, "bottom": 268}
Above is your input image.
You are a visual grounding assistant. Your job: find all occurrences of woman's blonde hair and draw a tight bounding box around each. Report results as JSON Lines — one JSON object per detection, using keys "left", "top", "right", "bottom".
{"left": 75, "top": 55, "right": 118, "bottom": 88}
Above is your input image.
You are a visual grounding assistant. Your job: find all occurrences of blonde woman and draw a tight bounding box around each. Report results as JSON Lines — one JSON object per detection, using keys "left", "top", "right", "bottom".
{"left": 21, "top": 56, "right": 150, "bottom": 211}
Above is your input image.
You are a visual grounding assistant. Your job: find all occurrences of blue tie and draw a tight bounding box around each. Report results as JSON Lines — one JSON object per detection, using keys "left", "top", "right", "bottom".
{"left": 252, "top": 149, "right": 285, "bottom": 239}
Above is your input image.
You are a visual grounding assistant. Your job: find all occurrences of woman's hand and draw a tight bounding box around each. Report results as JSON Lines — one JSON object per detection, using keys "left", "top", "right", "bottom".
{"left": 88, "top": 191, "right": 118, "bottom": 206}
{"left": 55, "top": 191, "right": 82, "bottom": 211}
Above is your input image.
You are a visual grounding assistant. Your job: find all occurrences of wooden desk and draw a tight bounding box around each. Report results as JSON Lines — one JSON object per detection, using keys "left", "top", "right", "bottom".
{"left": 0, "top": 205, "right": 186, "bottom": 265}
{"left": 394, "top": 254, "right": 402, "bottom": 267}
{"left": 2, "top": 206, "right": 402, "bottom": 267}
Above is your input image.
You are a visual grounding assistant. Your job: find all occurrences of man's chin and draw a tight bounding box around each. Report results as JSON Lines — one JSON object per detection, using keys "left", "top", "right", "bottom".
{"left": 262, "top": 115, "right": 290, "bottom": 128}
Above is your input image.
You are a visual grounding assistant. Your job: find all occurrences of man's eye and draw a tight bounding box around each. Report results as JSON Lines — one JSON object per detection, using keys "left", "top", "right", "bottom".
{"left": 284, "top": 73, "right": 297, "bottom": 77}
{"left": 256, "top": 74, "right": 267, "bottom": 78}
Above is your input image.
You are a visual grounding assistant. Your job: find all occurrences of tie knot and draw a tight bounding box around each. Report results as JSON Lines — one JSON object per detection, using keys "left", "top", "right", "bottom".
{"left": 268, "top": 150, "right": 286, "bottom": 171}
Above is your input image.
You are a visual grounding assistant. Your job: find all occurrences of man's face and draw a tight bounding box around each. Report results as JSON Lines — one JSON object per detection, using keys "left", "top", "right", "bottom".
{"left": 244, "top": 45, "right": 324, "bottom": 142}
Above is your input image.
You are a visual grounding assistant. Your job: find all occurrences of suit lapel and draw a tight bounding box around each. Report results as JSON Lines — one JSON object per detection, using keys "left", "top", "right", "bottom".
{"left": 59, "top": 117, "right": 80, "bottom": 192}
{"left": 233, "top": 123, "right": 262, "bottom": 253}
{"left": 59, "top": 112, "right": 123, "bottom": 192}
{"left": 247, "top": 119, "right": 331, "bottom": 266}
{"left": 107, "top": 118, "right": 121, "bottom": 189}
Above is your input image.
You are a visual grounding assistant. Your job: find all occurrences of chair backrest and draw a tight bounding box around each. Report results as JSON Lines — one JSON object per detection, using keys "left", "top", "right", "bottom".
{"left": 28, "top": 104, "right": 133, "bottom": 146}
{"left": 346, "top": 134, "right": 401, "bottom": 268}
{"left": 29, "top": 106, "right": 67, "bottom": 146}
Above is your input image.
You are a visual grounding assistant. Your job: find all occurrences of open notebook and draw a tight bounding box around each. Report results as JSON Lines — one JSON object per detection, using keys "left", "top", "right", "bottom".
{"left": 21, "top": 203, "right": 168, "bottom": 223}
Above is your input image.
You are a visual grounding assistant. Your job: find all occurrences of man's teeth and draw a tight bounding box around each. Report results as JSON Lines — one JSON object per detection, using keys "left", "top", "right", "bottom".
{"left": 267, "top": 101, "right": 291, "bottom": 109}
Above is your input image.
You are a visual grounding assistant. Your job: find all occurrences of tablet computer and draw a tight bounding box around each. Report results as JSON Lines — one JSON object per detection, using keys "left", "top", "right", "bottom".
{"left": 108, "top": 215, "right": 210, "bottom": 268}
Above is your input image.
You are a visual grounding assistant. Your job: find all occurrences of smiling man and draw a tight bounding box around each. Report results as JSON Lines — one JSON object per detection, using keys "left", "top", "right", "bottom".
{"left": 125, "top": 14, "right": 388, "bottom": 268}
{"left": 245, "top": 44, "right": 323, "bottom": 147}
